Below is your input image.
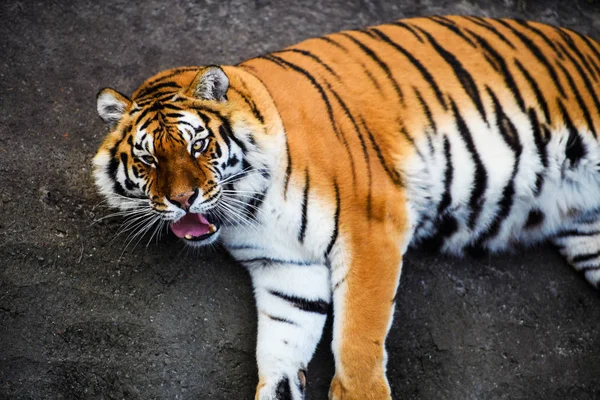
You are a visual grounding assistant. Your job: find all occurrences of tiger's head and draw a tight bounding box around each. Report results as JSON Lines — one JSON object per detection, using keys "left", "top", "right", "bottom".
{"left": 93, "top": 66, "right": 268, "bottom": 247}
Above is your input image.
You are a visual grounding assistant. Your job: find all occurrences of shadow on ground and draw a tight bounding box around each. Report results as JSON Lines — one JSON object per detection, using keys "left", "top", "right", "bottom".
{"left": 1, "top": 0, "right": 599, "bottom": 399}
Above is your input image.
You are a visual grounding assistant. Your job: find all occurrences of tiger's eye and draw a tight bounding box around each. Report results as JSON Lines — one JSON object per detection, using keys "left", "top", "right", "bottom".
{"left": 140, "top": 155, "right": 155, "bottom": 165}
{"left": 193, "top": 141, "right": 203, "bottom": 151}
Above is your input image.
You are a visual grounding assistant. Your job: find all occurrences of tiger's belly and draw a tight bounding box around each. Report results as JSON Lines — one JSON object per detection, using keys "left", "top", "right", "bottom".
{"left": 404, "top": 119, "right": 600, "bottom": 255}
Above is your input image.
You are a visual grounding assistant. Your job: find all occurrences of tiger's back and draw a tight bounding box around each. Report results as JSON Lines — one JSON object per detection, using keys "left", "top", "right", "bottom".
{"left": 241, "top": 16, "right": 600, "bottom": 263}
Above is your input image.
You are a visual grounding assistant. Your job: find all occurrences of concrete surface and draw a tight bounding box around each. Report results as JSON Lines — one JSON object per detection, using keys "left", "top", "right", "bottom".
{"left": 1, "top": 0, "right": 600, "bottom": 399}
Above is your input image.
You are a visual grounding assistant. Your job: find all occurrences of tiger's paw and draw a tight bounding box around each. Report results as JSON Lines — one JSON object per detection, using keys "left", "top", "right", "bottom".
{"left": 329, "top": 375, "right": 391, "bottom": 400}
{"left": 255, "top": 370, "right": 306, "bottom": 400}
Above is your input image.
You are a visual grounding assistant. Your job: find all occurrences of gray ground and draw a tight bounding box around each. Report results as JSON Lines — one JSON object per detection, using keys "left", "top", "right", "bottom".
{"left": 1, "top": 0, "right": 600, "bottom": 399}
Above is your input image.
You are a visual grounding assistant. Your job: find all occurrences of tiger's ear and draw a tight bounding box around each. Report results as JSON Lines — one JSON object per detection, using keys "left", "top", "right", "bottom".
{"left": 186, "top": 66, "right": 229, "bottom": 101}
{"left": 96, "top": 88, "right": 132, "bottom": 128}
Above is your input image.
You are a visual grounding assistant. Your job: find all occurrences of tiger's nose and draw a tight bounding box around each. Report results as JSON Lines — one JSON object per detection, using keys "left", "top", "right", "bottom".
{"left": 169, "top": 189, "right": 198, "bottom": 211}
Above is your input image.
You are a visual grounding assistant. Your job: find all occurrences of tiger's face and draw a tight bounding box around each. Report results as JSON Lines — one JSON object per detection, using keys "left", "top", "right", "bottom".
{"left": 93, "top": 67, "right": 254, "bottom": 247}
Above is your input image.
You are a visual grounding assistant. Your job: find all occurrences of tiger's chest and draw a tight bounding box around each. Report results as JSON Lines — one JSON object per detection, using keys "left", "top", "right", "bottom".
{"left": 219, "top": 176, "right": 337, "bottom": 268}
{"left": 405, "top": 118, "right": 600, "bottom": 254}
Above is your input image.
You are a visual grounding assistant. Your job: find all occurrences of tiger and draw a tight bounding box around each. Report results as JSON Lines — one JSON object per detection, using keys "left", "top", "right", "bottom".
{"left": 93, "top": 15, "right": 600, "bottom": 400}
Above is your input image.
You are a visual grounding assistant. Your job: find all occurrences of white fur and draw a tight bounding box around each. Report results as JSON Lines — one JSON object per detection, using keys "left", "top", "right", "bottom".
{"left": 404, "top": 91, "right": 600, "bottom": 288}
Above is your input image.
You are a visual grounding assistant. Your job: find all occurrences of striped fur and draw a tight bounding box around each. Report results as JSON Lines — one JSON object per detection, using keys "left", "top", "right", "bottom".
{"left": 94, "top": 16, "right": 600, "bottom": 400}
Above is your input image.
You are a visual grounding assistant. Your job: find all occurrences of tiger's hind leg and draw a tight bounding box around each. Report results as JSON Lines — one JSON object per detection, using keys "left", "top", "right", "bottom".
{"left": 551, "top": 218, "right": 600, "bottom": 288}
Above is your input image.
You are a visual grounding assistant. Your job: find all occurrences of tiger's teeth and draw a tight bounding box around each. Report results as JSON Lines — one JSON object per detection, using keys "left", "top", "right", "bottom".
{"left": 208, "top": 224, "right": 217, "bottom": 233}
{"left": 185, "top": 234, "right": 193, "bottom": 240}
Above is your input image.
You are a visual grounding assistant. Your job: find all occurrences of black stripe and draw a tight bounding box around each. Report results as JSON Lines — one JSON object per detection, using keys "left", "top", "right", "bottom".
{"left": 572, "top": 251, "right": 600, "bottom": 264}
{"left": 563, "top": 27, "right": 600, "bottom": 74}
{"left": 247, "top": 190, "right": 266, "bottom": 221}
{"left": 450, "top": 98, "right": 487, "bottom": 229}
{"left": 165, "top": 112, "right": 185, "bottom": 119}
{"left": 332, "top": 276, "right": 346, "bottom": 292}
{"left": 298, "top": 168, "right": 310, "bottom": 243}
{"left": 261, "top": 53, "right": 287, "bottom": 68}
{"left": 553, "top": 41, "right": 600, "bottom": 137}
{"left": 265, "top": 314, "right": 297, "bottom": 325}
{"left": 283, "top": 138, "right": 292, "bottom": 200}
{"left": 161, "top": 103, "right": 185, "bottom": 111}
{"left": 135, "top": 107, "right": 152, "bottom": 128}
{"left": 107, "top": 136, "right": 127, "bottom": 197}
{"left": 339, "top": 31, "right": 404, "bottom": 103}
{"left": 197, "top": 111, "right": 212, "bottom": 129}
{"left": 177, "top": 125, "right": 197, "bottom": 146}
{"left": 315, "top": 35, "right": 347, "bottom": 51}
{"left": 558, "top": 100, "right": 587, "bottom": 166}
{"left": 230, "top": 86, "right": 264, "bottom": 123}
{"left": 469, "top": 30, "right": 526, "bottom": 112}
{"left": 495, "top": 19, "right": 566, "bottom": 98}
{"left": 389, "top": 21, "right": 424, "bottom": 42}
{"left": 555, "top": 229, "right": 600, "bottom": 238}
{"left": 268, "top": 290, "right": 329, "bottom": 314}
{"left": 438, "top": 135, "right": 453, "bottom": 215}
{"left": 135, "top": 82, "right": 181, "bottom": 100}
{"left": 143, "top": 67, "right": 200, "bottom": 87}
{"left": 215, "top": 142, "right": 223, "bottom": 158}
{"left": 369, "top": 28, "right": 447, "bottom": 110}
{"left": 220, "top": 117, "right": 247, "bottom": 154}
{"left": 119, "top": 153, "right": 137, "bottom": 191}
{"left": 361, "top": 118, "right": 404, "bottom": 187}
{"left": 416, "top": 26, "right": 487, "bottom": 123}
{"left": 227, "top": 244, "right": 265, "bottom": 250}
{"left": 513, "top": 59, "right": 551, "bottom": 124}
{"left": 413, "top": 87, "right": 438, "bottom": 135}
{"left": 325, "top": 180, "right": 340, "bottom": 257}
{"left": 358, "top": 28, "right": 378, "bottom": 40}
{"left": 487, "top": 87, "right": 521, "bottom": 151}
{"left": 129, "top": 107, "right": 141, "bottom": 116}
{"left": 362, "top": 136, "right": 373, "bottom": 219}
{"left": 555, "top": 61, "right": 596, "bottom": 137}
{"left": 274, "top": 48, "right": 340, "bottom": 79}
{"left": 514, "top": 19, "right": 564, "bottom": 60}
{"left": 216, "top": 125, "right": 231, "bottom": 156}
{"left": 239, "top": 257, "right": 316, "bottom": 266}
{"left": 399, "top": 127, "right": 425, "bottom": 161}
{"left": 527, "top": 108, "right": 548, "bottom": 196}
{"left": 361, "top": 64, "right": 383, "bottom": 92}
{"left": 555, "top": 28, "right": 597, "bottom": 82}
{"left": 587, "top": 54, "right": 600, "bottom": 81}
{"left": 414, "top": 89, "right": 436, "bottom": 156}
{"left": 463, "top": 16, "right": 515, "bottom": 49}
{"left": 429, "top": 16, "right": 477, "bottom": 47}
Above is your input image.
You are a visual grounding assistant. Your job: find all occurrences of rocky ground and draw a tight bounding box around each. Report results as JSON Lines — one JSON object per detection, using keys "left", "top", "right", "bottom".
{"left": 1, "top": 0, "right": 600, "bottom": 399}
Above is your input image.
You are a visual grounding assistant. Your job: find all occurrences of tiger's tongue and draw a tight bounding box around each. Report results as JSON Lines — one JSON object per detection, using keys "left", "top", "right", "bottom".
{"left": 170, "top": 213, "right": 211, "bottom": 238}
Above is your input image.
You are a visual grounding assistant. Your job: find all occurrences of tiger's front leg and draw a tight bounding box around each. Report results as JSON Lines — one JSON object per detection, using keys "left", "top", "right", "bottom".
{"left": 248, "top": 262, "right": 331, "bottom": 400}
{"left": 329, "top": 232, "right": 405, "bottom": 400}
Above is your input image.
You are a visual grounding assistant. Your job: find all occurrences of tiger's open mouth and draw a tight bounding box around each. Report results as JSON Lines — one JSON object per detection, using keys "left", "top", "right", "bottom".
{"left": 170, "top": 213, "right": 219, "bottom": 243}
